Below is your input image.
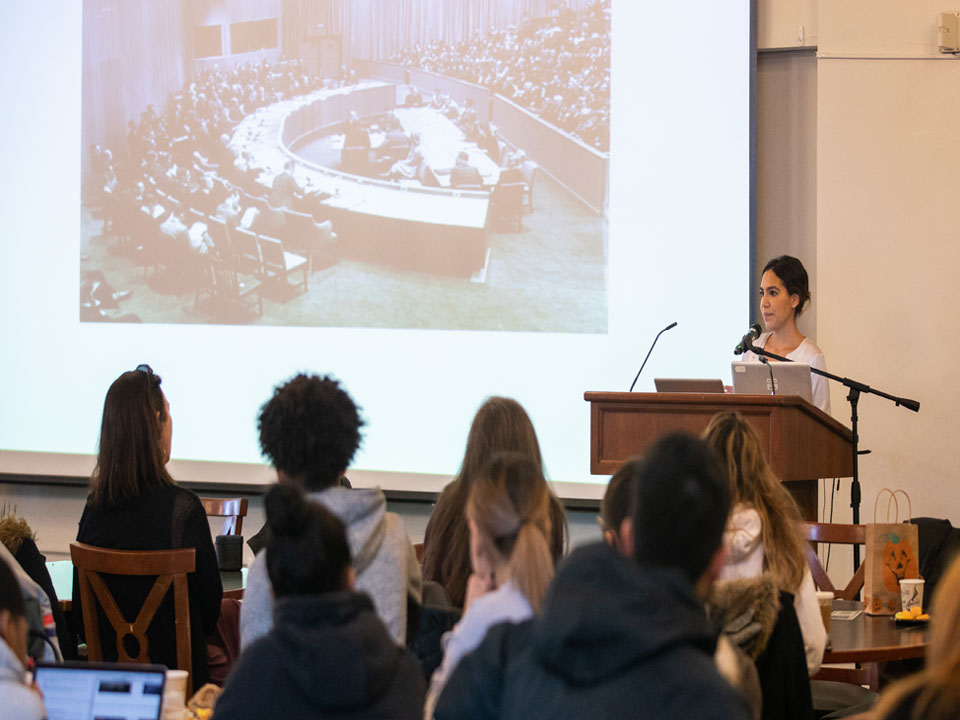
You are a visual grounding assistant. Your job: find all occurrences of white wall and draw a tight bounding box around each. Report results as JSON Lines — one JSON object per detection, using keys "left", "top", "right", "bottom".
{"left": 817, "top": 1, "right": 960, "bottom": 526}
{"left": 760, "top": 0, "right": 960, "bottom": 528}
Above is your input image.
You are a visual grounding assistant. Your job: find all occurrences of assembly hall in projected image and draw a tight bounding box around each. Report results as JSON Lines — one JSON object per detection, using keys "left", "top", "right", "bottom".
{"left": 80, "top": 0, "right": 609, "bottom": 332}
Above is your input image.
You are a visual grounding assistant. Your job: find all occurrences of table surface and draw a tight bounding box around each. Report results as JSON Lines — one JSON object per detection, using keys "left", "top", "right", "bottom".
{"left": 824, "top": 599, "right": 928, "bottom": 663}
{"left": 47, "top": 560, "right": 246, "bottom": 611}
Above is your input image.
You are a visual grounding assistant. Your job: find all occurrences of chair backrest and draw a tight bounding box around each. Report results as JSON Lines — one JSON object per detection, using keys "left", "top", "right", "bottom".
{"left": 801, "top": 522, "right": 866, "bottom": 600}
{"left": 316, "top": 219, "right": 335, "bottom": 243}
{"left": 199, "top": 497, "right": 248, "bottom": 536}
{"left": 70, "top": 542, "right": 195, "bottom": 696}
{"left": 281, "top": 209, "right": 316, "bottom": 252}
{"left": 205, "top": 214, "right": 230, "bottom": 254}
{"left": 231, "top": 226, "right": 262, "bottom": 272}
{"left": 494, "top": 182, "right": 525, "bottom": 206}
{"left": 258, "top": 234, "right": 286, "bottom": 271}
{"left": 520, "top": 160, "right": 538, "bottom": 186}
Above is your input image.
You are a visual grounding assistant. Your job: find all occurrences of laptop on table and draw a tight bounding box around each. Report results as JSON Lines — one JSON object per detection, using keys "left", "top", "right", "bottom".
{"left": 34, "top": 661, "right": 167, "bottom": 720}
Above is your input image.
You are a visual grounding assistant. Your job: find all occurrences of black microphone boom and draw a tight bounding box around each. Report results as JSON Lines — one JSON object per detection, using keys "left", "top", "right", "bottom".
{"left": 629, "top": 322, "right": 678, "bottom": 392}
{"left": 733, "top": 323, "right": 763, "bottom": 356}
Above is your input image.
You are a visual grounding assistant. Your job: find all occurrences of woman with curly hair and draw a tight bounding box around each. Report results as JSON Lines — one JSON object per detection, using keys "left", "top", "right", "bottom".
{"left": 74, "top": 365, "right": 222, "bottom": 686}
{"left": 240, "top": 374, "right": 421, "bottom": 648}
{"left": 421, "top": 397, "right": 567, "bottom": 608}
{"left": 702, "top": 411, "right": 826, "bottom": 675}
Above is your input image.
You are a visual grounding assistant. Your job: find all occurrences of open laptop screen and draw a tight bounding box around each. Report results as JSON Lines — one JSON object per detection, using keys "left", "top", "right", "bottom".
{"left": 34, "top": 662, "right": 166, "bottom": 720}
{"left": 731, "top": 361, "right": 814, "bottom": 404}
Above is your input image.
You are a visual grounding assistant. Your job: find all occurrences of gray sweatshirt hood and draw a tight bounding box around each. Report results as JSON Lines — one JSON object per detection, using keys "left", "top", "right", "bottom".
{"left": 309, "top": 487, "right": 386, "bottom": 575}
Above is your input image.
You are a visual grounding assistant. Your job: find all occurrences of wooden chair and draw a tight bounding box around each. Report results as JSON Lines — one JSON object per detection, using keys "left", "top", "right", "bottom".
{"left": 801, "top": 522, "right": 866, "bottom": 600}
{"left": 71, "top": 542, "right": 195, "bottom": 696}
{"left": 259, "top": 235, "right": 308, "bottom": 295}
{"left": 204, "top": 214, "right": 231, "bottom": 256}
{"left": 801, "top": 523, "right": 878, "bottom": 691}
{"left": 199, "top": 497, "right": 249, "bottom": 536}
{"left": 283, "top": 210, "right": 338, "bottom": 272}
{"left": 229, "top": 226, "right": 264, "bottom": 277}
{"left": 490, "top": 182, "right": 525, "bottom": 232}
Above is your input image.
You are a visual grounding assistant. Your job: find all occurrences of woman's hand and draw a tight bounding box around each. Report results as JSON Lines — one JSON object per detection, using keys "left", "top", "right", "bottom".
{"left": 464, "top": 571, "right": 495, "bottom": 613}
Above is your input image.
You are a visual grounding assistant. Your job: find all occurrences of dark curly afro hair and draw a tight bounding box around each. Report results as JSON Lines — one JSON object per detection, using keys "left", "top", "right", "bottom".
{"left": 257, "top": 374, "right": 364, "bottom": 490}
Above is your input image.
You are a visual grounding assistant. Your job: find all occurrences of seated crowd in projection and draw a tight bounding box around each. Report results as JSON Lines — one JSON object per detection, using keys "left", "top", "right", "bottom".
{"left": 83, "top": 45, "right": 541, "bottom": 321}
{"left": 392, "top": 0, "right": 610, "bottom": 152}
{"left": 83, "top": 58, "right": 345, "bottom": 321}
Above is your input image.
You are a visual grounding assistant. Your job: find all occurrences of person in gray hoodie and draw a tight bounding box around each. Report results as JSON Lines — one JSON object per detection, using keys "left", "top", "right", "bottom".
{"left": 0, "top": 556, "right": 46, "bottom": 720}
{"left": 240, "top": 374, "right": 421, "bottom": 648}
{"left": 215, "top": 484, "right": 424, "bottom": 720}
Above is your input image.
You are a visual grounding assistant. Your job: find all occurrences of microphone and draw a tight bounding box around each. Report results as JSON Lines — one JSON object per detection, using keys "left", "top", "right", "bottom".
{"left": 629, "top": 322, "right": 678, "bottom": 392}
{"left": 733, "top": 323, "right": 762, "bottom": 356}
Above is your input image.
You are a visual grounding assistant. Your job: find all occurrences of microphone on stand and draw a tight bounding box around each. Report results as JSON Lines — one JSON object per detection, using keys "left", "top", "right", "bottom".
{"left": 759, "top": 356, "right": 777, "bottom": 395}
{"left": 629, "top": 322, "right": 678, "bottom": 392}
{"left": 733, "top": 323, "right": 763, "bottom": 356}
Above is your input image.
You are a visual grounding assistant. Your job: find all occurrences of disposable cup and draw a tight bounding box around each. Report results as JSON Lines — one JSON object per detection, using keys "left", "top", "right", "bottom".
{"left": 165, "top": 669, "right": 188, "bottom": 698}
{"left": 900, "top": 578, "right": 925, "bottom": 613}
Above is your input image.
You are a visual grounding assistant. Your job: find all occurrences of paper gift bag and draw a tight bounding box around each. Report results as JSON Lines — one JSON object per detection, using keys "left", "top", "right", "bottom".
{"left": 864, "top": 489, "right": 919, "bottom": 615}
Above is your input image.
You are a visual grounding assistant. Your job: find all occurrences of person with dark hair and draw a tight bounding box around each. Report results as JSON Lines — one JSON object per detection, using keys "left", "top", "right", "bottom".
{"left": 269, "top": 159, "right": 302, "bottom": 208}
{"left": 743, "top": 255, "right": 830, "bottom": 413}
{"left": 598, "top": 461, "right": 633, "bottom": 556}
{"left": 422, "top": 397, "right": 567, "bottom": 608}
{"left": 73, "top": 365, "right": 222, "bottom": 686}
{"left": 214, "top": 485, "right": 425, "bottom": 720}
{"left": 433, "top": 433, "right": 751, "bottom": 720}
{"left": 0, "top": 558, "right": 45, "bottom": 719}
{"left": 240, "top": 374, "right": 421, "bottom": 648}
{"left": 449, "top": 152, "right": 484, "bottom": 187}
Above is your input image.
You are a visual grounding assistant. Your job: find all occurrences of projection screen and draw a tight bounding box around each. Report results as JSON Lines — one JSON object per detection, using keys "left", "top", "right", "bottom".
{"left": 0, "top": 0, "right": 751, "bottom": 498}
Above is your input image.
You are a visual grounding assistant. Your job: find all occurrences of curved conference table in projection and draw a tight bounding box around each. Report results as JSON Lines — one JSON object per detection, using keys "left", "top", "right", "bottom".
{"left": 356, "top": 60, "right": 609, "bottom": 215}
{"left": 230, "top": 82, "right": 492, "bottom": 277}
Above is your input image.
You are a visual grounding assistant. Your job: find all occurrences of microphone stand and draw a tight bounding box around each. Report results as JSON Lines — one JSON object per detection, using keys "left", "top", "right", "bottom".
{"left": 746, "top": 344, "right": 919, "bottom": 571}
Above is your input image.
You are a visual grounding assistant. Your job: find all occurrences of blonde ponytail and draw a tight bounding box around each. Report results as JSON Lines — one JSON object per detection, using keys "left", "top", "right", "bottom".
{"left": 468, "top": 452, "right": 555, "bottom": 612}
{"left": 508, "top": 520, "right": 554, "bottom": 613}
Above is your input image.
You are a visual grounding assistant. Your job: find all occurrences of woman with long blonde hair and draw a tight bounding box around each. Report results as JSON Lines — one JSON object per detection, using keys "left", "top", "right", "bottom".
{"left": 702, "top": 411, "right": 826, "bottom": 675}
{"left": 424, "top": 452, "right": 555, "bottom": 718}
{"left": 872, "top": 554, "right": 960, "bottom": 719}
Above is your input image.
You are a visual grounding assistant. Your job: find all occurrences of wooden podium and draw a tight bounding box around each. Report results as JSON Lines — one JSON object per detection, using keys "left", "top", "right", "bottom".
{"left": 584, "top": 392, "right": 854, "bottom": 521}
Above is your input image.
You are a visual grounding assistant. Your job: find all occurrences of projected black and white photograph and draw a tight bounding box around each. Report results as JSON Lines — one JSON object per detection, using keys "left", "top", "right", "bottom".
{"left": 80, "top": 0, "right": 610, "bottom": 331}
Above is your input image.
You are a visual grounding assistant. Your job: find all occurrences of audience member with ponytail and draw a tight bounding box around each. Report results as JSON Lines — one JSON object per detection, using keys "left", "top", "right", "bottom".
{"left": 422, "top": 396, "right": 567, "bottom": 608}
{"left": 425, "top": 452, "right": 555, "bottom": 718}
{"left": 214, "top": 484, "right": 425, "bottom": 720}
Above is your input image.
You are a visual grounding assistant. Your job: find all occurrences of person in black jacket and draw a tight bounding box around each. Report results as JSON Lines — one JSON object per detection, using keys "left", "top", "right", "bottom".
{"left": 73, "top": 365, "right": 222, "bottom": 686}
{"left": 433, "top": 433, "right": 752, "bottom": 720}
{"left": 214, "top": 484, "right": 425, "bottom": 720}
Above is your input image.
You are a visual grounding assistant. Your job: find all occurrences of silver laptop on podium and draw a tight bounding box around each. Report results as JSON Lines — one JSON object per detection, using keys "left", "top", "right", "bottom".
{"left": 731, "top": 361, "right": 814, "bottom": 404}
